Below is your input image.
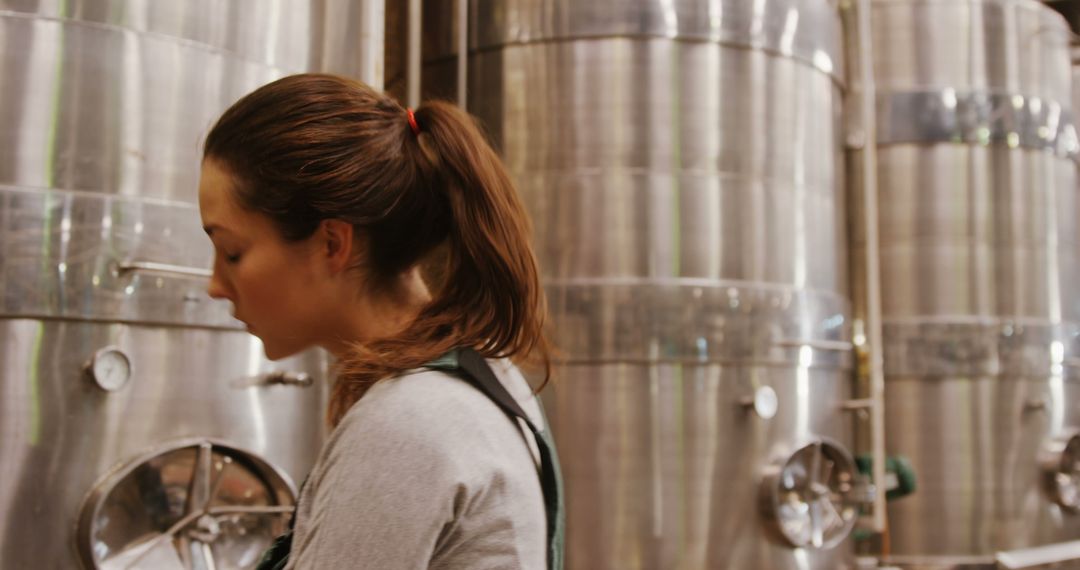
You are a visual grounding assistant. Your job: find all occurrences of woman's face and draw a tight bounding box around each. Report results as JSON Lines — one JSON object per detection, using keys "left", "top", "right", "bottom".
{"left": 198, "top": 159, "right": 328, "bottom": 359}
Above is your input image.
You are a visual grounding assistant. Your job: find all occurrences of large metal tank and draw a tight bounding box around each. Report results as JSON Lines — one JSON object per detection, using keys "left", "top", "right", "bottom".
{"left": 867, "top": 0, "right": 1080, "bottom": 565}
{"left": 0, "top": 1, "right": 382, "bottom": 568}
{"left": 426, "top": 1, "right": 863, "bottom": 568}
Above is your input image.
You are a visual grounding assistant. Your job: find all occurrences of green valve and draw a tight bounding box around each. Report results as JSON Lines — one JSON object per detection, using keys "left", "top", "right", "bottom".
{"left": 855, "top": 455, "right": 917, "bottom": 501}
{"left": 853, "top": 455, "right": 917, "bottom": 542}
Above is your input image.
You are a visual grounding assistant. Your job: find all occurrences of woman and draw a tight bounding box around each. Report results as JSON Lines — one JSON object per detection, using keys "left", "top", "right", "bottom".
{"left": 198, "top": 74, "right": 563, "bottom": 569}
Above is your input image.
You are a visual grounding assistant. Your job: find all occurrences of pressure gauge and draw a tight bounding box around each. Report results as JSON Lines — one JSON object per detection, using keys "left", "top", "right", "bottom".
{"left": 85, "top": 346, "right": 132, "bottom": 391}
{"left": 742, "top": 386, "right": 779, "bottom": 420}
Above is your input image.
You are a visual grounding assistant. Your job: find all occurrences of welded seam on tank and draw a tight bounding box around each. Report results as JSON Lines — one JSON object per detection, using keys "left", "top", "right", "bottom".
{"left": 461, "top": 34, "right": 845, "bottom": 86}
{"left": 550, "top": 356, "right": 853, "bottom": 369}
{"left": 0, "top": 11, "right": 307, "bottom": 74}
{"left": 543, "top": 276, "right": 850, "bottom": 302}
{"left": 0, "top": 184, "right": 198, "bottom": 210}
{"left": 881, "top": 315, "right": 1080, "bottom": 327}
{"left": 508, "top": 170, "right": 844, "bottom": 203}
{"left": 0, "top": 313, "right": 243, "bottom": 332}
{"left": 508, "top": 167, "right": 841, "bottom": 181}
{"left": 871, "top": 236, "right": 1080, "bottom": 250}
{"left": 873, "top": 0, "right": 1071, "bottom": 12}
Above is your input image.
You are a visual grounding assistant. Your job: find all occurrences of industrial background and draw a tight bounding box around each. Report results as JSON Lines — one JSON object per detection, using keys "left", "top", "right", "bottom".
{"left": 2, "top": 0, "right": 1080, "bottom": 568}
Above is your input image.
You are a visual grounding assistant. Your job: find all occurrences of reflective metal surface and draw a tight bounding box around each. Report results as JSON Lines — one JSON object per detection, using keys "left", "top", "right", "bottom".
{"left": 1039, "top": 431, "right": 1080, "bottom": 513}
{"left": 0, "top": 319, "right": 325, "bottom": 568}
{"left": 0, "top": 2, "right": 382, "bottom": 567}
{"left": 1, "top": 187, "right": 235, "bottom": 326}
{"left": 546, "top": 282, "right": 850, "bottom": 368}
{"left": 881, "top": 320, "right": 1080, "bottom": 378}
{"left": 0, "top": 0, "right": 382, "bottom": 205}
{"left": 867, "top": 146, "right": 1080, "bottom": 319}
{"left": 760, "top": 439, "right": 861, "bottom": 550}
{"left": 883, "top": 376, "right": 1080, "bottom": 557}
{"left": 868, "top": 0, "right": 1080, "bottom": 563}
{"left": 77, "top": 439, "right": 296, "bottom": 570}
{"left": 470, "top": 0, "right": 845, "bottom": 79}
{"left": 870, "top": 0, "right": 1071, "bottom": 100}
{"left": 1074, "top": 49, "right": 1080, "bottom": 124}
{"left": 877, "top": 91, "right": 1080, "bottom": 159}
{"left": 995, "top": 539, "right": 1080, "bottom": 569}
{"left": 2, "top": 0, "right": 356, "bottom": 73}
{"left": 437, "top": 0, "right": 855, "bottom": 567}
{"left": 547, "top": 364, "right": 854, "bottom": 569}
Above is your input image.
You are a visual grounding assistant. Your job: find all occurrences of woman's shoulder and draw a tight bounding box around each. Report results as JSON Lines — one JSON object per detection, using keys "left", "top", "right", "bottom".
{"left": 352, "top": 366, "right": 495, "bottom": 418}
{"left": 330, "top": 364, "right": 533, "bottom": 452}
{"left": 292, "top": 365, "right": 548, "bottom": 570}
{"left": 308, "top": 365, "right": 542, "bottom": 500}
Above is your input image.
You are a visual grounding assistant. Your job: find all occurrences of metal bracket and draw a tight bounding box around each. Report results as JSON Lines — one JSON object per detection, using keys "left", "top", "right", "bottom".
{"left": 773, "top": 339, "right": 854, "bottom": 352}
{"left": 259, "top": 371, "right": 315, "bottom": 388}
{"left": 114, "top": 260, "right": 212, "bottom": 279}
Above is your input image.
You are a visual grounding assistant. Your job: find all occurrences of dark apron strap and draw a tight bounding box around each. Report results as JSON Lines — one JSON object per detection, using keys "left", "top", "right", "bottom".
{"left": 455, "top": 349, "right": 565, "bottom": 570}
{"left": 255, "top": 477, "right": 303, "bottom": 570}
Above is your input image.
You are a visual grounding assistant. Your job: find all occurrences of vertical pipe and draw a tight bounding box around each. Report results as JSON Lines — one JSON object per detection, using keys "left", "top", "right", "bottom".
{"left": 407, "top": 0, "right": 421, "bottom": 107}
{"left": 854, "top": 0, "right": 888, "bottom": 535}
{"left": 361, "top": 0, "right": 386, "bottom": 90}
{"left": 456, "top": 0, "right": 468, "bottom": 107}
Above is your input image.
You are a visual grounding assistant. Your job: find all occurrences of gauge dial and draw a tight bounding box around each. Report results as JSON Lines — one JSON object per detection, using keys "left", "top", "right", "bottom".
{"left": 86, "top": 346, "right": 132, "bottom": 391}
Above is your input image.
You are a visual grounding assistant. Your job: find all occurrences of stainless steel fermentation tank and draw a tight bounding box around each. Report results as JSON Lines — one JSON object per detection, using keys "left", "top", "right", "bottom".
{"left": 866, "top": 0, "right": 1080, "bottom": 566}
{"left": 0, "top": 2, "right": 382, "bottom": 568}
{"left": 425, "top": 1, "right": 864, "bottom": 568}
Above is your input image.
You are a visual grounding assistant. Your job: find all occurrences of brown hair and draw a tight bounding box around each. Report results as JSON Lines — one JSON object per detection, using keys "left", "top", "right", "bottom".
{"left": 204, "top": 73, "right": 550, "bottom": 426}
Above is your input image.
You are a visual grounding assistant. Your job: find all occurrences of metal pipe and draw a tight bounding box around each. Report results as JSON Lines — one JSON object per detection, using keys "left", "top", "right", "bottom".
{"left": 996, "top": 540, "right": 1080, "bottom": 569}
{"left": 4, "top": 313, "right": 240, "bottom": 331}
{"left": 361, "top": 0, "right": 386, "bottom": 90}
{"left": 407, "top": 0, "right": 422, "bottom": 107}
{"left": 259, "top": 371, "right": 315, "bottom": 387}
{"left": 772, "top": 338, "right": 855, "bottom": 352}
{"left": 456, "top": 0, "right": 468, "bottom": 107}
{"left": 840, "top": 398, "right": 874, "bottom": 411}
{"left": 114, "top": 260, "right": 212, "bottom": 279}
{"left": 853, "top": 0, "right": 889, "bottom": 535}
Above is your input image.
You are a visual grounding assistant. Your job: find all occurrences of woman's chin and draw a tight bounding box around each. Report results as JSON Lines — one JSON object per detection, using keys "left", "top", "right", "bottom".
{"left": 262, "top": 343, "right": 288, "bottom": 361}
{"left": 259, "top": 337, "right": 307, "bottom": 361}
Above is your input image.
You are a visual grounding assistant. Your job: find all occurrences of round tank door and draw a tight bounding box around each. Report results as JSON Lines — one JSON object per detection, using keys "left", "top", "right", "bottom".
{"left": 760, "top": 438, "right": 862, "bottom": 549}
{"left": 76, "top": 439, "right": 296, "bottom": 569}
{"left": 1040, "top": 431, "right": 1080, "bottom": 513}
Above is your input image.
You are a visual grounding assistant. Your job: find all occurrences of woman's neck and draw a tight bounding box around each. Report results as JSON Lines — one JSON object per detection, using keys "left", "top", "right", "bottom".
{"left": 324, "top": 267, "right": 432, "bottom": 358}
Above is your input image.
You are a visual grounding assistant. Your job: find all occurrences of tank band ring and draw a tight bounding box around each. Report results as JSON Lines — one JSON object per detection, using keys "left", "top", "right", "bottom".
{"left": 876, "top": 89, "right": 1080, "bottom": 161}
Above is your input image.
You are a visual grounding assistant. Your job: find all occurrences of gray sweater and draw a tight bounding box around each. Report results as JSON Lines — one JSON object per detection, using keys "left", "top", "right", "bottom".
{"left": 284, "top": 359, "right": 548, "bottom": 569}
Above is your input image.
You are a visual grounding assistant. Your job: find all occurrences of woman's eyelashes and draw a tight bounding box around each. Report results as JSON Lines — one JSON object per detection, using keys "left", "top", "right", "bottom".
{"left": 214, "top": 247, "right": 242, "bottom": 265}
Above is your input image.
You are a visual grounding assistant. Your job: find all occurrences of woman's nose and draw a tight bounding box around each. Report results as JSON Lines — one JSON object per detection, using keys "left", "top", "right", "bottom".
{"left": 206, "top": 265, "right": 231, "bottom": 300}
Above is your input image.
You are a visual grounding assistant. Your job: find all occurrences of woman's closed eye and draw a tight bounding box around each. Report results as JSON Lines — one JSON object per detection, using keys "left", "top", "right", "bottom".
{"left": 215, "top": 248, "right": 242, "bottom": 264}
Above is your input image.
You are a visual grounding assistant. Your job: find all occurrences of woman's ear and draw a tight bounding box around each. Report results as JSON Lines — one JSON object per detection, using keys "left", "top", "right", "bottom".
{"left": 319, "top": 219, "right": 356, "bottom": 274}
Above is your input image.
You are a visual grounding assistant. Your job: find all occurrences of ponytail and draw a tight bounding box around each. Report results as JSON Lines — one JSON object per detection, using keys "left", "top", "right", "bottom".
{"left": 328, "top": 100, "right": 551, "bottom": 427}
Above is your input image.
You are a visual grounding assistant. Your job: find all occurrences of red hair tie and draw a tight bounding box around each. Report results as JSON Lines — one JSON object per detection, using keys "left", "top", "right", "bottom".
{"left": 407, "top": 108, "right": 420, "bottom": 135}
